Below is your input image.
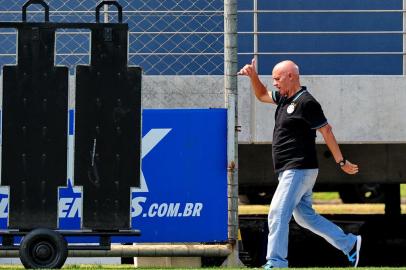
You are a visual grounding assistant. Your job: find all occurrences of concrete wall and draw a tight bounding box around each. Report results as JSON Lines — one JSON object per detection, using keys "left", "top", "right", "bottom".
{"left": 3, "top": 75, "right": 405, "bottom": 144}
{"left": 142, "top": 75, "right": 406, "bottom": 143}
{"left": 142, "top": 76, "right": 225, "bottom": 109}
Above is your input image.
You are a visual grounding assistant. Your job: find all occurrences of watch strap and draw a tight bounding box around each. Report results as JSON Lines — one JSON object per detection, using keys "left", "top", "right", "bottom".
{"left": 338, "top": 158, "right": 346, "bottom": 167}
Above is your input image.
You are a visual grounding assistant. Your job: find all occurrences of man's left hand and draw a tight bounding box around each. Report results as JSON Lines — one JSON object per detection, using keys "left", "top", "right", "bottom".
{"left": 341, "top": 160, "right": 359, "bottom": 174}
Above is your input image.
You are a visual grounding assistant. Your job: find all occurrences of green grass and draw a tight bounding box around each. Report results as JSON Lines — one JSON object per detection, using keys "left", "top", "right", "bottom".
{"left": 58, "top": 265, "right": 406, "bottom": 270}
{"left": 285, "top": 269, "right": 406, "bottom": 270}
{"left": 312, "top": 184, "right": 406, "bottom": 202}
{"left": 287, "top": 269, "right": 406, "bottom": 270}
{"left": 2, "top": 266, "right": 406, "bottom": 269}
{"left": 312, "top": 191, "right": 340, "bottom": 201}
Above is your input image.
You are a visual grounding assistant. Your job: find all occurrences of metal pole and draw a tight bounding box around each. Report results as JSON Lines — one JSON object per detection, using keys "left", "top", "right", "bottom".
{"left": 403, "top": 0, "right": 406, "bottom": 75}
{"left": 250, "top": 0, "right": 258, "bottom": 143}
{"left": 223, "top": 0, "right": 243, "bottom": 267}
{"left": 104, "top": 4, "right": 109, "bottom": 23}
{"left": 0, "top": 244, "right": 232, "bottom": 258}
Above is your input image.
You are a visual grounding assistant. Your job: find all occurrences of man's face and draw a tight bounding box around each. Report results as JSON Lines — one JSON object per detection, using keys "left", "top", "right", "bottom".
{"left": 272, "top": 67, "right": 290, "bottom": 96}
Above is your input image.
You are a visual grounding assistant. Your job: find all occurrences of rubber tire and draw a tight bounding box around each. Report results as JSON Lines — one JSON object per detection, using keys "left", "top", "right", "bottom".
{"left": 19, "top": 228, "right": 68, "bottom": 269}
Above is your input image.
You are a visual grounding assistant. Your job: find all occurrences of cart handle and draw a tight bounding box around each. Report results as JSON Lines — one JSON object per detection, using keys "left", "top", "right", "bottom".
{"left": 22, "top": 0, "right": 50, "bottom": 22}
{"left": 96, "top": 1, "right": 123, "bottom": 23}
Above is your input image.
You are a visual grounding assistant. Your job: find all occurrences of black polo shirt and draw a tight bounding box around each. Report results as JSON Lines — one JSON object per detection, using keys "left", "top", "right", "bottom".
{"left": 271, "top": 86, "right": 328, "bottom": 174}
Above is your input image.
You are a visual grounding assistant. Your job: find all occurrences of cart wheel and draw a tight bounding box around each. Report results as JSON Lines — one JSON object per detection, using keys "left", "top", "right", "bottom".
{"left": 19, "top": 228, "right": 68, "bottom": 269}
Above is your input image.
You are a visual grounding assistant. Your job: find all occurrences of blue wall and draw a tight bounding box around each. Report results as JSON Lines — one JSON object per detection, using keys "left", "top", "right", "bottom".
{"left": 238, "top": 0, "right": 403, "bottom": 75}
{"left": 0, "top": 0, "right": 403, "bottom": 75}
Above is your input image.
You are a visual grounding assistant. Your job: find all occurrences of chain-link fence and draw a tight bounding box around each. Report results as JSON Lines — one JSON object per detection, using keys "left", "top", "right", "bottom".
{"left": 237, "top": 0, "right": 405, "bottom": 75}
{"left": 0, "top": 0, "right": 224, "bottom": 75}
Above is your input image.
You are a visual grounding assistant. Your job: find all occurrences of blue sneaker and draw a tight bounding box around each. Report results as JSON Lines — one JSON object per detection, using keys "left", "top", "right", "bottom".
{"left": 263, "top": 260, "right": 273, "bottom": 269}
{"left": 347, "top": 235, "right": 362, "bottom": 267}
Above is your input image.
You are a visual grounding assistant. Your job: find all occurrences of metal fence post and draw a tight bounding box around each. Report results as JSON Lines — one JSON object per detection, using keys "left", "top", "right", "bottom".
{"left": 403, "top": 0, "right": 406, "bottom": 75}
{"left": 104, "top": 4, "right": 109, "bottom": 23}
{"left": 250, "top": 0, "right": 258, "bottom": 143}
{"left": 223, "top": 0, "right": 243, "bottom": 267}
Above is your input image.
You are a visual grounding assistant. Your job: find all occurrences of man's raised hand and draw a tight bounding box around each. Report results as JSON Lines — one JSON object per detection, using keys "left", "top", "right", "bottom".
{"left": 238, "top": 58, "right": 257, "bottom": 77}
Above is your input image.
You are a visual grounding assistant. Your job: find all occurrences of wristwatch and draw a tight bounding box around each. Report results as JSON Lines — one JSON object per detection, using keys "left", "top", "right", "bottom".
{"left": 338, "top": 158, "right": 346, "bottom": 167}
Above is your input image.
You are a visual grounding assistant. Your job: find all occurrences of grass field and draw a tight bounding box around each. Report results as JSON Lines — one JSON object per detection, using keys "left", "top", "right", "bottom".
{"left": 1, "top": 267, "right": 406, "bottom": 270}
{"left": 312, "top": 184, "right": 406, "bottom": 201}
{"left": 63, "top": 265, "right": 406, "bottom": 270}
{"left": 0, "top": 267, "right": 404, "bottom": 270}
{"left": 312, "top": 191, "right": 341, "bottom": 201}
{"left": 239, "top": 203, "right": 406, "bottom": 215}
{"left": 58, "top": 266, "right": 406, "bottom": 270}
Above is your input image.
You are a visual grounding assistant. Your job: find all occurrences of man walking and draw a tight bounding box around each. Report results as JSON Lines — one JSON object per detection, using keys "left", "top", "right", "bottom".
{"left": 239, "top": 59, "right": 361, "bottom": 268}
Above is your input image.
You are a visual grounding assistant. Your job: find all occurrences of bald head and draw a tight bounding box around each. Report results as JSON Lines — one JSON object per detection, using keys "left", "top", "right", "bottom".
{"left": 272, "top": 60, "right": 301, "bottom": 97}
{"left": 273, "top": 60, "right": 300, "bottom": 76}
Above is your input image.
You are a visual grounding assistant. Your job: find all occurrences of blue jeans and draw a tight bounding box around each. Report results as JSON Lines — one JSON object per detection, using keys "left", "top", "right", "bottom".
{"left": 266, "top": 169, "right": 357, "bottom": 268}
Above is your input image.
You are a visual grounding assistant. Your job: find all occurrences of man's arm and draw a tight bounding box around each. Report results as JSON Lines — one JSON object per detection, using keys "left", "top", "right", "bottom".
{"left": 238, "top": 58, "right": 275, "bottom": 104}
{"left": 318, "top": 124, "right": 359, "bottom": 175}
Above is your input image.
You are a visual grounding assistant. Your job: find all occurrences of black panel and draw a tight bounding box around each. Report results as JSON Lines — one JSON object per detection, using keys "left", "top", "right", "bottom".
{"left": 75, "top": 26, "right": 141, "bottom": 230}
{"left": 239, "top": 143, "right": 406, "bottom": 187}
{"left": 2, "top": 25, "right": 68, "bottom": 229}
